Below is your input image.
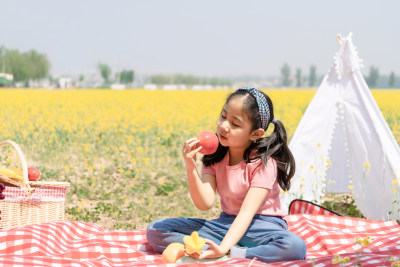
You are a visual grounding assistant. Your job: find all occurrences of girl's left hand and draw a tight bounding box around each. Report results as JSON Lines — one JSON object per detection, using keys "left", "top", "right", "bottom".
{"left": 191, "top": 239, "right": 229, "bottom": 260}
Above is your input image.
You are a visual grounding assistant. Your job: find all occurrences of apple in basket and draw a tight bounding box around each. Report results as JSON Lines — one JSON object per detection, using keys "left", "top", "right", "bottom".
{"left": 28, "top": 167, "right": 41, "bottom": 181}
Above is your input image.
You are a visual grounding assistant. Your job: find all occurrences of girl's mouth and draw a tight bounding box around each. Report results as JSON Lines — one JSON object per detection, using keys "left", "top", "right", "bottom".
{"left": 218, "top": 133, "right": 227, "bottom": 141}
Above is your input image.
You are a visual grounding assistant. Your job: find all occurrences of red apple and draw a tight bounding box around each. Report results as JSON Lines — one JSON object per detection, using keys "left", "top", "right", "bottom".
{"left": 198, "top": 131, "right": 219, "bottom": 155}
{"left": 28, "top": 167, "right": 41, "bottom": 181}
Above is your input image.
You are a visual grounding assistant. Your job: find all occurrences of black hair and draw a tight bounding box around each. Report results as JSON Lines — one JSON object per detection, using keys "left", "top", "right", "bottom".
{"left": 202, "top": 89, "right": 295, "bottom": 191}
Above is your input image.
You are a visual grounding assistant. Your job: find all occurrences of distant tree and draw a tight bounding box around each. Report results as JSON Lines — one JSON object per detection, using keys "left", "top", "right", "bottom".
{"left": 79, "top": 74, "right": 84, "bottom": 82}
{"left": 151, "top": 74, "right": 232, "bottom": 87}
{"left": 98, "top": 63, "right": 111, "bottom": 83}
{"left": 4, "top": 49, "right": 30, "bottom": 82}
{"left": 281, "top": 63, "right": 291, "bottom": 87}
{"left": 224, "top": 79, "right": 233, "bottom": 87}
{"left": 0, "top": 46, "right": 5, "bottom": 72}
{"left": 308, "top": 65, "right": 317, "bottom": 87}
{"left": 295, "top": 68, "right": 302, "bottom": 87}
{"left": 172, "top": 74, "right": 184, "bottom": 84}
{"left": 25, "top": 50, "right": 50, "bottom": 80}
{"left": 189, "top": 75, "right": 201, "bottom": 85}
{"left": 1, "top": 48, "right": 50, "bottom": 82}
{"left": 366, "top": 66, "right": 379, "bottom": 88}
{"left": 209, "top": 77, "right": 219, "bottom": 86}
{"left": 151, "top": 74, "right": 170, "bottom": 85}
{"left": 389, "top": 71, "right": 395, "bottom": 88}
{"left": 199, "top": 76, "right": 208, "bottom": 85}
{"left": 120, "top": 70, "right": 134, "bottom": 84}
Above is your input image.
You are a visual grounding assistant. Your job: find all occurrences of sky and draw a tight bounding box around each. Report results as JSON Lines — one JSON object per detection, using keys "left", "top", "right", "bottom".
{"left": 1, "top": 0, "right": 399, "bottom": 78}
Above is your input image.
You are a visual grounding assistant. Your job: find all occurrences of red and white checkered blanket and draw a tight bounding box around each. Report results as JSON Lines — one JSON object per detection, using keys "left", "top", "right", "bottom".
{"left": 0, "top": 215, "right": 399, "bottom": 266}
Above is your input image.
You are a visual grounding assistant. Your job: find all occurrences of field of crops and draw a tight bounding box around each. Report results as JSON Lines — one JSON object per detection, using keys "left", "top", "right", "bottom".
{"left": 0, "top": 89, "right": 399, "bottom": 230}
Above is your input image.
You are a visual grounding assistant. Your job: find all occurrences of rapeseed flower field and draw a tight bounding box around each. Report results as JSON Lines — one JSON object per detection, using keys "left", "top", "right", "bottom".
{"left": 0, "top": 89, "right": 399, "bottom": 229}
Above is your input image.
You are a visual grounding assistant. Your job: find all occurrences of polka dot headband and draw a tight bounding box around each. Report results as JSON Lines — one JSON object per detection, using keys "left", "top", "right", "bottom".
{"left": 237, "top": 86, "right": 277, "bottom": 130}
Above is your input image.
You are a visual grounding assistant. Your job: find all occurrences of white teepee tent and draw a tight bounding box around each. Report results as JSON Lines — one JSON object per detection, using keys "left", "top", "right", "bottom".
{"left": 281, "top": 33, "right": 400, "bottom": 220}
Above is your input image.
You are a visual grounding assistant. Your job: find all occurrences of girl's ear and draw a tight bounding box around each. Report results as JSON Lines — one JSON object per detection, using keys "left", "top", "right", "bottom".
{"left": 250, "top": 128, "right": 265, "bottom": 141}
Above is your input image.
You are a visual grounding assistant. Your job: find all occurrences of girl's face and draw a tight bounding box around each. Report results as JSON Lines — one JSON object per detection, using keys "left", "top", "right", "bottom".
{"left": 216, "top": 96, "right": 260, "bottom": 150}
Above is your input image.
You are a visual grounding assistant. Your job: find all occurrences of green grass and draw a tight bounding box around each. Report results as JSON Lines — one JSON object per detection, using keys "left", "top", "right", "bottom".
{"left": 322, "top": 194, "right": 365, "bottom": 218}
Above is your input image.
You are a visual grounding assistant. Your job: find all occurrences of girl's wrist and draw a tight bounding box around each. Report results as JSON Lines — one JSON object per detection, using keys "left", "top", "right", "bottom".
{"left": 219, "top": 243, "right": 231, "bottom": 255}
{"left": 184, "top": 158, "right": 196, "bottom": 168}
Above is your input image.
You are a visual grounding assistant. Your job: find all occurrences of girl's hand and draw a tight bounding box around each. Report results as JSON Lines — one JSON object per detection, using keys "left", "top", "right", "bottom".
{"left": 182, "top": 138, "right": 202, "bottom": 164}
{"left": 190, "top": 239, "right": 229, "bottom": 260}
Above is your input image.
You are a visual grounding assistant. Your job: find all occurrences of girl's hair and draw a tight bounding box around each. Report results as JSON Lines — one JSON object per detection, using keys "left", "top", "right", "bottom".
{"left": 202, "top": 89, "right": 295, "bottom": 191}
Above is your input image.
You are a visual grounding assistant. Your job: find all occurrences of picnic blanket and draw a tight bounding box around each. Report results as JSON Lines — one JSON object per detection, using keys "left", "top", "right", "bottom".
{"left": 1, "top": 215, "right": 399, "bottom": 266}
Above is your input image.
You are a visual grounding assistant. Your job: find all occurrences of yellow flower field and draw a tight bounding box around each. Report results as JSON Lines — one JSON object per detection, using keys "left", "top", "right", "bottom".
{"left": 0, "top": 89, "right": 399, "bottom": 229}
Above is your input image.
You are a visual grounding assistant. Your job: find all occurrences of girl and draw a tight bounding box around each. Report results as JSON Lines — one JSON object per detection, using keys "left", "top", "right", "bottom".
{"left": 146, "top": 86, "right": 306, "bottom": 263}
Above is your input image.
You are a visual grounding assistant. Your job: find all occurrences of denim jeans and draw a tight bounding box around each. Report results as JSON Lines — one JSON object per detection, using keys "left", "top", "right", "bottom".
{"left": 146, "top": 212, "right": 306, "bottom": 263}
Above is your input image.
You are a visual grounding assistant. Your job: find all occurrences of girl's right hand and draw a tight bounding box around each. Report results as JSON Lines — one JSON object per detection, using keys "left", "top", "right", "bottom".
{"left": 182, "top": 138, "right": 202, "bottom": 164}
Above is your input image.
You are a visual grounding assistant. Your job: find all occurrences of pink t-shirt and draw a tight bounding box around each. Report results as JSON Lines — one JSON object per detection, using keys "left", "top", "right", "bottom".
{"left": 201, "top": 152, "right": 285, "bottom": 216}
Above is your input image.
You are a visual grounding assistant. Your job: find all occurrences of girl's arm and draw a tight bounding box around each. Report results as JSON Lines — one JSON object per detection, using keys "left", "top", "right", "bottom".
{"left": 198, "top": 187, "right": 269, "bottom": 259}
{"left": 183, "top": 138, "right": 217, "bottom": 211}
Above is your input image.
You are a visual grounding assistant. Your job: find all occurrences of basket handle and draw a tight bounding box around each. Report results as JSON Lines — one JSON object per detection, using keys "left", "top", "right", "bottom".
{"left": 0, "top": 140, "right": 33, "bottom": 194}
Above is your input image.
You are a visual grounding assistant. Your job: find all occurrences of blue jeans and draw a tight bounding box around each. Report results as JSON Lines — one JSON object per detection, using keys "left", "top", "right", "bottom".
{"left": 146, "top": 212, "right": 306, "bottom": 263}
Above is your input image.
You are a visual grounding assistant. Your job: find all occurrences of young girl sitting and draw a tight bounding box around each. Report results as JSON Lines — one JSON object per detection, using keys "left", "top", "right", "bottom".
{"left": 147, "top": 86, "right": 306, "bottom": 263}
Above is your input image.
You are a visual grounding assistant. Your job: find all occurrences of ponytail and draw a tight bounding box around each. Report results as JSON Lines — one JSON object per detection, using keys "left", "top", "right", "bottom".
{"left": 244, "top": 119, "right": 295, "bottom": 191}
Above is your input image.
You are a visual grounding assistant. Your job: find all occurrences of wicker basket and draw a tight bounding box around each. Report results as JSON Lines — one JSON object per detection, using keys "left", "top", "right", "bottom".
{"left": 0, "top": 140, "right": 70, "bottom": 229}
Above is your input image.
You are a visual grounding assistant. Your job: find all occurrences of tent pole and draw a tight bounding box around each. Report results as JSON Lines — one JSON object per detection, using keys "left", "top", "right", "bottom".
{"left": 347, "top": 32, "right": 353, "bottom": 39}
{"left": 336, "top": 34, "right": 342, "bottom": 45}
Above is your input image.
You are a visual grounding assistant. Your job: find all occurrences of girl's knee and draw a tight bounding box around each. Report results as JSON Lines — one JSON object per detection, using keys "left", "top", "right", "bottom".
{"left": 285, "top": 234, "right": 307, "bottom": 260}
{"left": 146, "top": 219, "right": 168, "bottom": 252}
{"left": 146, "top": 219, "right": 162, "bottom": 236}
{"left": 147, "top": 218, "right": 173, "bottom": 233}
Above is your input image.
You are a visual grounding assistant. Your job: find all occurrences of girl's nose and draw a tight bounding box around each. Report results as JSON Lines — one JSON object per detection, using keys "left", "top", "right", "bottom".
{"left": 220, "top": 121, "right": 229, "bottom": 133}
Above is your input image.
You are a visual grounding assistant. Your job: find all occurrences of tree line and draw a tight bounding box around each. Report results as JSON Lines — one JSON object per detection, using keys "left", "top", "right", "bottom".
{"left": 281, "top": 63, "right": 397, "bottom": 88}
{"left": 0, "top": 45, "right": 397, "bottom": 88}
{"left": 150, "top": 74, "right": 233, "bottom": 86}
{"left": 280, "top": 64, "right": 319, "bottom": 87}
{"left": 97, "top": 63, "right": 134, "bottom": 86}
{"left": 0, "top": 46, "right": 50, "bottom": 82}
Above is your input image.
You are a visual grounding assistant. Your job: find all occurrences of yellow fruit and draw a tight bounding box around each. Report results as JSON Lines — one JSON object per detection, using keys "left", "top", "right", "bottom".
{"left": 183, "top": 231, "right": 205, "bottom": 255}
{"left": 7, "top": 167, "right": 23, "bottom": 176}
{"left": 0, "top": 168, "right": 24, "bottom": 181}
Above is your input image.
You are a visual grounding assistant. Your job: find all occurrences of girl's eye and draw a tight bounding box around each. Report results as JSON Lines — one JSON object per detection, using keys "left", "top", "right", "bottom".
{"left": 232, "top": 123, "right": 239, "bottom": 127}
